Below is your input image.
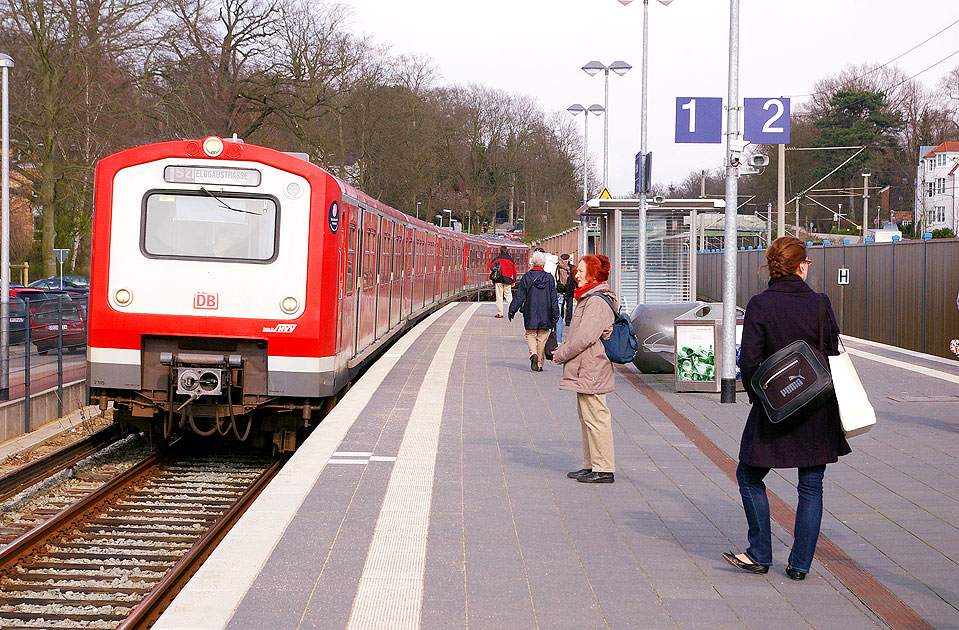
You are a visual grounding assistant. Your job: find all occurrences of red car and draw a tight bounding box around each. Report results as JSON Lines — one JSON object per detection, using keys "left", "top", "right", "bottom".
{"left": 31, "top": 299, "right": 87, "bottom": 354}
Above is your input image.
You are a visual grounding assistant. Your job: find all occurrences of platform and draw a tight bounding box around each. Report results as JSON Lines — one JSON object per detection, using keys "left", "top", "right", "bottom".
{"left": 155, "top": 302, "right": 959, "bottom": 630}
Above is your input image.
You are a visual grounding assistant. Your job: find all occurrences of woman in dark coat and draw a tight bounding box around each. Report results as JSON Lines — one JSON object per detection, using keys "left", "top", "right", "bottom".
{"left": 723, "top": 237, "right": 851, "bottom": 581}
{"left": 508, "top": 250, "right": 559, "bottom": 371}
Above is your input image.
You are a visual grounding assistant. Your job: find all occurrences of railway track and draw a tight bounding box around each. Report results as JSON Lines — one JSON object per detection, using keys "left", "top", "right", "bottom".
{"left": 0, "top": 425, "right": 126, "bottom": 504}
{"left": 0, "top": 445, "right": 283, "bottom": 629}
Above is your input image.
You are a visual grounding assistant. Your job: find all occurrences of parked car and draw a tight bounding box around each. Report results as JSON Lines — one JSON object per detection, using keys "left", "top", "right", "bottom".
{"left": 10, "top": 287, "right": 67, "bottom": 314}
{"left": 28, "top": 275, "right": 89, "bottom": 291}
{"left": 4, "top": 294, "right": 28, "bottom": 344}
{"left": 31, "top": 298, "right": 87, "bottom": 354}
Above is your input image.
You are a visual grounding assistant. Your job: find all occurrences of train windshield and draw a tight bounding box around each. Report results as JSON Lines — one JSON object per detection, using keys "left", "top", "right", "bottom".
{"left": 142, "top": 191, "right": 278, "bottom": 262}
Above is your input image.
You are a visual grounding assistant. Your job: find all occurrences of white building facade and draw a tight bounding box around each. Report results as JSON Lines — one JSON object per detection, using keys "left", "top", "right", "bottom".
{"left": 915, "top": 142, "right": 959, "bottom": 236}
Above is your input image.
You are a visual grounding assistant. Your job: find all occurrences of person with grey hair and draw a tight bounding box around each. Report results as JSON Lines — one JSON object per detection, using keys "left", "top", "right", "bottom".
{"left": 509, "top": 250, "right": 560, "bottom": 371}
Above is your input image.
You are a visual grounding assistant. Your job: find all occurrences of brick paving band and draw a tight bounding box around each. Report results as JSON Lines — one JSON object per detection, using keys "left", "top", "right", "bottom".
{"left": 619, "top": 367, "right": 935, "bottom": 630}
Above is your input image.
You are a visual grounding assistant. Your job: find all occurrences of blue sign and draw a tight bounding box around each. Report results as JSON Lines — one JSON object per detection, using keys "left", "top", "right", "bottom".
{"left": 743, "top": 98, "right": 790, "bottom": 144}
{"left": 328, "top": 201, "right": 340, "bottom": 233}
{"left": 675, "top": 97, "right": 723, "bottom": 143}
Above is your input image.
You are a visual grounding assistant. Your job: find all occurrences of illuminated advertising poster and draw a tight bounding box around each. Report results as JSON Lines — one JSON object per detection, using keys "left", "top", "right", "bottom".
{"left": 676, "top": 325, "right": 715, "bottom": 383}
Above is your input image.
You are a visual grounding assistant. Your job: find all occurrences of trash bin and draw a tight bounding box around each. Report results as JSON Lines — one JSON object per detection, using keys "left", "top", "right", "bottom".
{"left": 674, "top": 303, "right": 744, "bottom": 393}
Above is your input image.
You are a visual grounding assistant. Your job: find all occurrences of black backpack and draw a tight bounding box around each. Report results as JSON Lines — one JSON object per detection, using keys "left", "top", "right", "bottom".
{"left": 592, "top": 293, "right": 639, "bottom": 364}
{"left": 489, "top": 261, "right": 503, "bottom": 283}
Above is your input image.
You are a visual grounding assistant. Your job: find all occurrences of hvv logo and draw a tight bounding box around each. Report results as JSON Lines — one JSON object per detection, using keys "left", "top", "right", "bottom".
{"left": 194, "top": 292, "right": 219, "bottom": 309}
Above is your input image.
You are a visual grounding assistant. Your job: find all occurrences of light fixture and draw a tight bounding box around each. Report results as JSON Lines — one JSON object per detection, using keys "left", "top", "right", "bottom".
{"left": 581, "top": 61, "right": 604, "bottom": 77}
{"left": 280, "top": 296, "right": 298, "bottom": 314}
{"left": 609, "top": 60, "right": 632, "bottom": 76}
{"left": 114, "top": 289, "right": 133, "bottom": 306}
{"left": 202, "top": 136, "right": 224, "bottom": 157}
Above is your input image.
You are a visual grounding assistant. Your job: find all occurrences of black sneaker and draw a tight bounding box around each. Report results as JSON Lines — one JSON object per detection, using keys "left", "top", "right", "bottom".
{"left": 530, "top": 355, "right": 538, "bottom": 371}
{"left": 577, "top": 471, "right": 614, "bottom": 483}
{"left": 567, "top": 468, "right": 591, "bottom": 479}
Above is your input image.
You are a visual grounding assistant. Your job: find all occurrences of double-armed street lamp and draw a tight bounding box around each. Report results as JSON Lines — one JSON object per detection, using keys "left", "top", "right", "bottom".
{"left": 616, "top": 0, "right": 673, "bottom": 307}
{"left": 567, "top": 103, "right": 605, "bottom": 205}
{"left": 582, "top": 60, "right": 632, "bottom": 189}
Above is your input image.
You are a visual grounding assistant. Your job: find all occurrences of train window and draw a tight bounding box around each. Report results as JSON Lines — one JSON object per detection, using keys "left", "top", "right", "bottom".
{"left": 142, "top": 191, "right": 278, "bottom": 262}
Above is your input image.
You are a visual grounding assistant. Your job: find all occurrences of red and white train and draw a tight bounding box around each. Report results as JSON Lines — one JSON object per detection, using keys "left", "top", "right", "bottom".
{"left": 87, "top": 136, "right": 528, "bottom": 451}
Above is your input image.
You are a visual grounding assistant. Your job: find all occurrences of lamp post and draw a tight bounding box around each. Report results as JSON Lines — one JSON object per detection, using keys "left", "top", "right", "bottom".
{"left": 618, "top": 0, "right": 673, "bottom": 307}
{"left": 442, "top": 208, "right": 452, "bottom": 228}
{"left": 582, "top": 60, "right": 632, "bottom": 189}
{"left": 520, "top": 201, "right": 526, "bottom": 234}
{"left": 0, "top": 53, "right": 12, "bottom": 399}
{"left": 567, "top": 103, "right": 605, "bottom": 205}
{"left": 416, "top": 201, "right": 421, "bottom": 220}
{"left": 435, "top": 214, "right": 442, "bottom": 226}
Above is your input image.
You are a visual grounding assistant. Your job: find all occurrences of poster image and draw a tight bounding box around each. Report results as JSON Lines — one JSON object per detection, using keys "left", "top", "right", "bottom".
{"left": 676, "top": 325, "right": 715, "bottom": 382}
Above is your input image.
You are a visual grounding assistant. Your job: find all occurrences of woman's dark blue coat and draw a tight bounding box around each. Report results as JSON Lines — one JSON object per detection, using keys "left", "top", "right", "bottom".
{"left": 508, "top": 268, "right": 559, "bottom": 330}
{"left": 738, "top": 275, "right": 851, "bottom": 468}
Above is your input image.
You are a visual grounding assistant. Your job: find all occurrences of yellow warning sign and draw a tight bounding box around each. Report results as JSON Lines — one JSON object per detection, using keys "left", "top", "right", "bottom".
{"left": 598, "top": 188, "right": 613, "bottom": 200}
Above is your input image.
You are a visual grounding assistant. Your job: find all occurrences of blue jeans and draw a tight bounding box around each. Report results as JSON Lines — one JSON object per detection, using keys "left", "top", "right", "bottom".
{"left": 736, "top": 462, "right": 826, "bottom": 573}
{"left": 555, "top": 295, "right": 565, "bottom": 342}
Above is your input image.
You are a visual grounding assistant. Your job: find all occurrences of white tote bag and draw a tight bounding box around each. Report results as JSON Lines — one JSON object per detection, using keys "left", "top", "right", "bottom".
{"left": 828, "top": 341, "right": 876, "bottom": 438}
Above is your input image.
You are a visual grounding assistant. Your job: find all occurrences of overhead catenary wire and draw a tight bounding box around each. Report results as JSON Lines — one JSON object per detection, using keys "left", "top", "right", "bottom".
{"left": 785, "top": 18, "right": 959, "bottom": 99}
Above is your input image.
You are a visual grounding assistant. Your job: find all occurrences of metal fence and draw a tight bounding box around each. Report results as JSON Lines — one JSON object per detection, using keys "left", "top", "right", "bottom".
{"left": 697, "top": 238, "right": 959, "bottom": 361}
{"left": 1, "top": 293, "right": 89, "bottom": 427}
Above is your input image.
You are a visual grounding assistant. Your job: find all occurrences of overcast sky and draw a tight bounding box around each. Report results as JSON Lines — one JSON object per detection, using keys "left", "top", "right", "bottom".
{"left": 347, "top": 0, "right": 959, "bottom": 197}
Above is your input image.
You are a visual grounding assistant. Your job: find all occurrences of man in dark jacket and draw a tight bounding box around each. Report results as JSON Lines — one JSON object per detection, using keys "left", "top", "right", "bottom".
{"left": 489, "top": 246, "right": 516, "bottom": 318}
{"left": 509, "top": 251, "right": 559, "bottom": 371}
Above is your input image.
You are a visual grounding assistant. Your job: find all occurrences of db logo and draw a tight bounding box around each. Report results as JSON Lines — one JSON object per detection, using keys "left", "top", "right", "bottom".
{"left": 194, "top": 292, "right": 219, "bottom": 309}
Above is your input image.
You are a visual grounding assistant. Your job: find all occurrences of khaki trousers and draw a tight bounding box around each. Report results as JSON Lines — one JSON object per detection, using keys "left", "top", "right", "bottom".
{"left": 577, "top": 393, "right": 615, "bottom": 472}
{"left": 494, "top": 282, "right": 512, "bottom": 316}
{"left": 525, "top": 328, "right": 550, "bottom": 365}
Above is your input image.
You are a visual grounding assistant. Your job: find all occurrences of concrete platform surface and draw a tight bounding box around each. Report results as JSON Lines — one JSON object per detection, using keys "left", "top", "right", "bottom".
{"left": 154, "top": 302, "right": 959, "bottom": 630}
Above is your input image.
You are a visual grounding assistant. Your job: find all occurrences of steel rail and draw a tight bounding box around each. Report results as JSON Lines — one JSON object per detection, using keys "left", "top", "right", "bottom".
{"left": 0, "top": 452, "right": 160, "bottom": 571}
{"left": 118, "top": 455, "right": 287, "bottom": 630}
{"left": 0, "top": 424, "right": 125, "bottom": 502}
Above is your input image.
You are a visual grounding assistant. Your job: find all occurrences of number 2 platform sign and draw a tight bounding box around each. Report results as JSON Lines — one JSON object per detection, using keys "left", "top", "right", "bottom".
{"left": 675, "top": 97, "right": 790, "bottom": 144}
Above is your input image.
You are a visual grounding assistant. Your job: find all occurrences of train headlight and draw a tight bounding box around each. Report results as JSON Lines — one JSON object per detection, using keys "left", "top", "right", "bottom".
{"left": 202, "top": 136, "right": 224, "bottom": 157}
{"left": 115, "top": 289, "right": 133, "bottom": 306}
{"left": 280, "top": 297, "right": 298, "bottom": 314}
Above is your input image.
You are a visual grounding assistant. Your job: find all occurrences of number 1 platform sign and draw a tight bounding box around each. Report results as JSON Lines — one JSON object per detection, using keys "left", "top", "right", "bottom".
{"left": 675, "top": 97, "right": 723, "bottom": 144}
{"left": 744, "top": 98, "right": 790, "bottom": 144}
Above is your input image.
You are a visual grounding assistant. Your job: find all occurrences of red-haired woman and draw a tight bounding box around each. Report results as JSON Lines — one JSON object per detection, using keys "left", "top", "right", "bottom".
{"left": 723, "top": 236, "right": 850, "bottom": 581}
{"left": 552, "top": 254, "right": 618, "bottom": 483}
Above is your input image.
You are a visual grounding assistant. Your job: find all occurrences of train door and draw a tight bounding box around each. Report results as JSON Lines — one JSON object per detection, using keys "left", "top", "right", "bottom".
{"left": 376, "top": 220, "right": 391, "bottom": 338}
{"left": 357, "top": 211, "right": 377, "bottom": 350}
{"left": 340, "top": 208, "right": 358, "bottom": 358}
{"left": 403, "top": 227, "right": 413, "bottom": 318}
{"left": 389, "top": 222, "right": 401, "bottom": 330}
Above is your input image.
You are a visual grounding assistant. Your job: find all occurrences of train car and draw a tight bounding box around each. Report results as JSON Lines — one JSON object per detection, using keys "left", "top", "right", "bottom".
{"left": 87, "top": 136, "right": 528, "bottom": 451}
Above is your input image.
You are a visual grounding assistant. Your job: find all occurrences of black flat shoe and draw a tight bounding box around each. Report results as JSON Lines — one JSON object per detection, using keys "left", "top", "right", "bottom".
{"left": 567, "top": 468, "right": 591, "bottom": 479}
{"left": 785, "top": 567, "right": 806, "bottom": 580}
{"left": 577, "top": 471, "right": 614, "bottom": 483}
{"left": 722, "top": 551, "right": 769, "bottom": 574}
{"left": 530, "top": 355, "right": 539, "bottom": 371}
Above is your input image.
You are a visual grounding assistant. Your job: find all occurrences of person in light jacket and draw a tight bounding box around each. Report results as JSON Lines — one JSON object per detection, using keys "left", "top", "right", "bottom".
{"left": 723, "top": 236, "right": 851, "bottom": 581}
{"left": 509, "top": 250, "right": 560, "bottom": 371}
{"left": 552, "top": 254, "right": 617, "bottom": 484}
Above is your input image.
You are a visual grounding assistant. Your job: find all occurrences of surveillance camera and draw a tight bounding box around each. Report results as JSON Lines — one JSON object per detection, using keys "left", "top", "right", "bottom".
{"left": 653, "top": 195, "right": 665, "bottom": 204}
{"left": 748, "top": 154, "right": 770, "bottom": 168}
